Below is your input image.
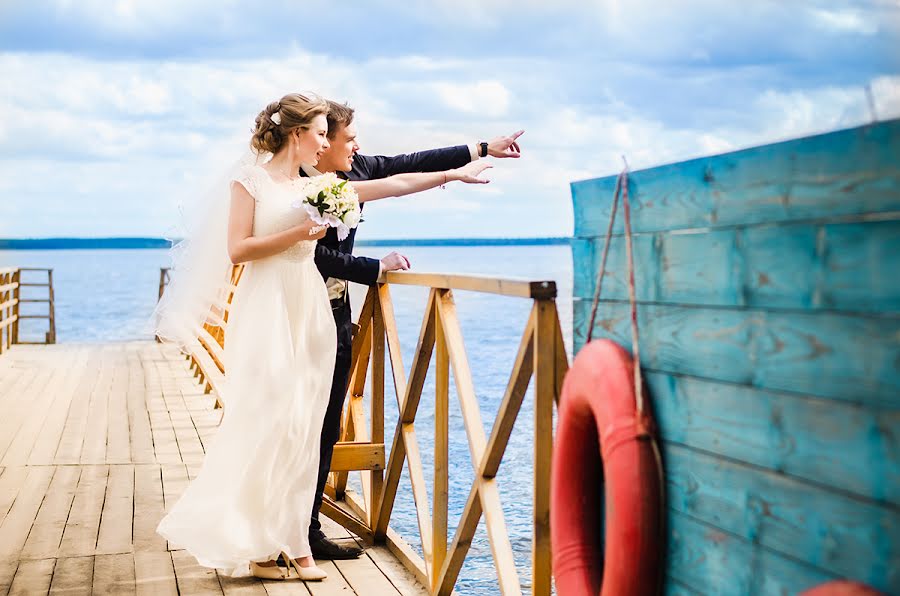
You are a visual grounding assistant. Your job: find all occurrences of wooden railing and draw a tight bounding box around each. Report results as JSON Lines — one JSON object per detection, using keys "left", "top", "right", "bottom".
{"left": 322, "top": 271, "right": 569, "bottom": 595}
{"left": 14, "top": 268, "right": 56, "bottom": 345}
{"left": 174, "top": 267, "right": 569, "bottom": 593}
{"left": 0, "top": 268, "right": 21, "bottom": 354}
{"left": 0, "top": 267, "right": 56, "bottom": 350}
{"left": 182, "top": 265, "right": 242, "bottom": 409}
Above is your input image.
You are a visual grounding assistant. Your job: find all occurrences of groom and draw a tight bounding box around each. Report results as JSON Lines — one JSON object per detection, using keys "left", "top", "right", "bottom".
{"left": 304, "top": 100, "right": 524, "bottom": 559}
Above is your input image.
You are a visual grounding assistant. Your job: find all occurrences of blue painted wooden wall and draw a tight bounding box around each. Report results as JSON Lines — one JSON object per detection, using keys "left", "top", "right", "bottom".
{"left": 570, "top": 119, "right": 900, "bottom": 595}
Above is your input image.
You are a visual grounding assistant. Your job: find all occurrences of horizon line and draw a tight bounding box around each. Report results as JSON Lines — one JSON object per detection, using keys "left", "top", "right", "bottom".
{"left": 0, "top": 236, "right": 572, "bottom": 249}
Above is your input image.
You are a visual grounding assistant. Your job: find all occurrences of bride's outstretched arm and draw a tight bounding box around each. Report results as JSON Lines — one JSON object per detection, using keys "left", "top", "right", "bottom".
{"left": 227, "top": 182, "right": 325, "bottom": 264}
{"left": 353, "top": 161, "right": 492, "bottom": 203}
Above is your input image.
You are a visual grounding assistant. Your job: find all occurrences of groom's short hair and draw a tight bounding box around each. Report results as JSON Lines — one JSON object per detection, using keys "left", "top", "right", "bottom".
{"left": 326, "top": 101, "right": 355, "bottom": 139}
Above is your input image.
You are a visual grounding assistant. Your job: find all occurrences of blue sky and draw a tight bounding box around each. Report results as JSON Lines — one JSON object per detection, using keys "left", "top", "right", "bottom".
{"left": 1, "top": 0, "right": 898, "bottom": 239}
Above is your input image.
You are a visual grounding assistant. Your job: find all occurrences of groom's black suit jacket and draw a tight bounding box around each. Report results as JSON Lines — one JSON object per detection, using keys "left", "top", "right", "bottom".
{"left": 308, "top": 145, "right": 473, "bottom": 295}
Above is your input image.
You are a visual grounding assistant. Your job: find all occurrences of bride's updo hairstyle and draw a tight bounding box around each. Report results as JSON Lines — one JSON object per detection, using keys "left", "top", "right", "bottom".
{"left": 250, "top": 93, "right": 329, "bottom": 154}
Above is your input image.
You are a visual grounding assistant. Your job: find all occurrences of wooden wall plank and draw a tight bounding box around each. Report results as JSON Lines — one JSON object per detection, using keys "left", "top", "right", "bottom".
{"left": 664, "top": 444, "right": 899, "bottom": 592}
{"left": 664, "top": 578, "right": 703, "bottom": 596}
{"left": 572, "top": 118, "right": 900, "bottom": 237}
{"left": 572, "top": 220, "right": 900, "bottom": 312}
{"left": 647, "top": 371, "right": 900, "bottom": 504}
{"left": 666, "top": 510, "right": 835, "bottom": 595}
{"left": 574, "top": 299, "right": 900, "bottom": 407}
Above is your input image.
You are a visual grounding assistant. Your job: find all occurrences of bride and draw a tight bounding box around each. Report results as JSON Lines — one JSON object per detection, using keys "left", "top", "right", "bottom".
{"left": 154, "top": 92, "right": 491, "bottom": 581}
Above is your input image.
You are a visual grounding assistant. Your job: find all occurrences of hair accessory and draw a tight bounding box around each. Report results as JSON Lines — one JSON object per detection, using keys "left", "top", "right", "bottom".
{"left": 271, "top": 112, "right": 282, "bottom": 125}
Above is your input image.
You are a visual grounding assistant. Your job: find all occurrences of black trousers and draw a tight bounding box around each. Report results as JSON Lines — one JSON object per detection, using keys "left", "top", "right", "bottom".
{"left": 308, "top": 300, "right": 354, "bottom": 542}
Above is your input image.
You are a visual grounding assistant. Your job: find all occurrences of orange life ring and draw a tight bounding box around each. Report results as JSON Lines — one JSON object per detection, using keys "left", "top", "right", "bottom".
{"left": 801, "top": 581, "right": 885, "bottom": 595}
{"left": 551, "top": 339, "right": 664, "bottom": 595}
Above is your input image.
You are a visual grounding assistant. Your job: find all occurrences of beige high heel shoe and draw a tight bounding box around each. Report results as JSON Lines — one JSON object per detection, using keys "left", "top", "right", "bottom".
{"left": 281, "top": 551, "right": 327, "bottom": 581}
{"left": 250, "top": 560, "right": 288, "bottom": 580}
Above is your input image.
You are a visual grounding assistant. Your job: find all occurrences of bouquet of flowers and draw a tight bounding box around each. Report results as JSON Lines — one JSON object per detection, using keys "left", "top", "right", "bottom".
{"left": 292, "top": 172, "right": 362, "bottom": 241}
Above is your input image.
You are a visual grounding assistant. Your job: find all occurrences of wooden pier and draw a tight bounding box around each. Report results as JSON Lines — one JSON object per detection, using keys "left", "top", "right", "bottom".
{"left": 0, "top": 269, "right": 568, "bottom": 595}
{"left": 0, "top": 342, "right": 427, "bottom": 595}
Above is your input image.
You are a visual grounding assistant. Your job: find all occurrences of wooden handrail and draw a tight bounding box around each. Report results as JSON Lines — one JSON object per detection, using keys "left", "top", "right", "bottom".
{"left": 322, "top": 272, "right": 569, "bottom": 595}
{"left": 0, "top": 269, "right": 20, "bottom": 353}
{"left": 383, "top": 270, "right": 557, "bottom": 299}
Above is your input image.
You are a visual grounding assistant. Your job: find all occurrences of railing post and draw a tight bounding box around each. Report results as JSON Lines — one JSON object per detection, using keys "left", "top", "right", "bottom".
{"left": 0, "top": 270, "right": 7, "bottom": 353}
{"left": 433, "top": 293, "right": 450, "bottom": 588}
{"left": 46, "top": 269, "right": 56, "bottom": 344}
{"left": 533, "top": 298, "right": 557, "bottom": 596}
{"left": 11, "top": 269, "right": 20, "bottom": 345}
{"left": 370, "top": 287, "right": 386, "bottom": 526}
{"left": 4, "top": 270, "right": 10, "bottom": 350}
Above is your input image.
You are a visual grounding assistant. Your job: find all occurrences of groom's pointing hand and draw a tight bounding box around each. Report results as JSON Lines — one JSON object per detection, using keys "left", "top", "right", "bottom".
{"left": 487, "top": 130, "right": 524, "bottom": 158}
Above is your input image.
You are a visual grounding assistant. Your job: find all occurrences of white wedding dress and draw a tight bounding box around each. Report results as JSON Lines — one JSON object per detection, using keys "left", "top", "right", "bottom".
{"left": 157, "top": 164, "right": 336, "bottom": 577}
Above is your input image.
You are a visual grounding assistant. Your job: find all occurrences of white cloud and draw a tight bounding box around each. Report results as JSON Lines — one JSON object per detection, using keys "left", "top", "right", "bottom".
{"left": 811, "top": 8, "right": 880, "bottom": 35}
{"left": 754, "top": 77, "right": 900, "bottom": 140}
{"left": 872, "top": 74, "right": 900, "bottom": 117}
{"left": 433, "top": 81, "right": 510, "bottom": 118}
{"left": 0, "top": 2, "right": 897, "bottom": 239}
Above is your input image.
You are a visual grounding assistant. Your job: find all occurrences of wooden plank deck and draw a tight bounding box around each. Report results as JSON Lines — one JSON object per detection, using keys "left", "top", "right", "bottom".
{"left": 0, "top": 342, "right": 427, "bottom": 596}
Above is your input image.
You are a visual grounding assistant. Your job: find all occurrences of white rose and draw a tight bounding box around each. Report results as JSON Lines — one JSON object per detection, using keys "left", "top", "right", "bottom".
{"left": 343, "top": 208, "right": 361, "bottom": 227}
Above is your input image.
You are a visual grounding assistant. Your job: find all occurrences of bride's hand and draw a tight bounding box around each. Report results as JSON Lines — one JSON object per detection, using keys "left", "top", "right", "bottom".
{"left": 298, "top": 221, "right": 328, "bottom": 240}
{"left": 449, "top": 161, "right": 492, "bottom": 184}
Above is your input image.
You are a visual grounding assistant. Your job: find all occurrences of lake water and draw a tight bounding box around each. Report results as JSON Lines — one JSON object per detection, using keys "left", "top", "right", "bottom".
{"left": 0, "top": 245, "right": 573, "bottom": 593}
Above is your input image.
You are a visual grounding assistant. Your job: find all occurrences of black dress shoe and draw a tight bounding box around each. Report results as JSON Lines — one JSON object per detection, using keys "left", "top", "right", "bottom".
{"left": 310, "top": 536, "right": 363, "bottom": 560}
